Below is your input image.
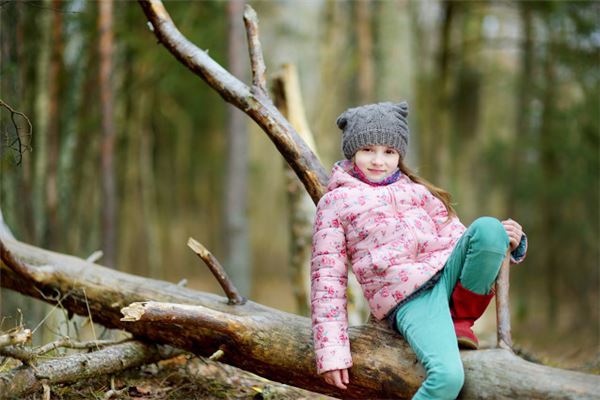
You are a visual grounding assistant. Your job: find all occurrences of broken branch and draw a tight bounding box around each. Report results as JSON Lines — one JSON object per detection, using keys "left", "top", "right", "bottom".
{"left": 243, "top": 4, "right": 268, "bottom": 96}
{"left": 0, "top": 328, "right": 31, "bottom": 349}
{"left": 121, "top": 301, "right": 246, "bottom": 337}
{"left": 187, "top": 237, "right": 246, "bottom": 305}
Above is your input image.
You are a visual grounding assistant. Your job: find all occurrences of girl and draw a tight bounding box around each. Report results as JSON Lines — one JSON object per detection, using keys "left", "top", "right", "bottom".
{"left": 310, "top": 102, "right": 527, "bottom": 399}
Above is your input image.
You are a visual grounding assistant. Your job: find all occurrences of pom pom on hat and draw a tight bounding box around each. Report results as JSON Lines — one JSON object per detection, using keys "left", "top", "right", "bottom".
{"left": 337, "top": 101, "right": 409, "bottom": 160}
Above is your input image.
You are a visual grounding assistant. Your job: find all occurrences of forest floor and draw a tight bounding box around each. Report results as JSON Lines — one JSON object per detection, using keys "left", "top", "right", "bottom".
{"left": 12, "top": 354, "right": 333, "bottom": 400}
{"left": 10, "top": 338, "right": 598, "bottom": 400}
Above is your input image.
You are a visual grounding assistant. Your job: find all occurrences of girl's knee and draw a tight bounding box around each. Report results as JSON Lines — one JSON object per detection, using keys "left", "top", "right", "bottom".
{"left": 428, "top": 364, "right": 465, "bottom": 399}
{"left": 470, "top": 217, "right": 509, "bottom": 251}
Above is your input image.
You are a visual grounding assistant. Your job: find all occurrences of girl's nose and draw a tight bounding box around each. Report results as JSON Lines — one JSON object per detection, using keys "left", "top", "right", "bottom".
{"left": 372, "top": 153, "right": 384, "bottom": 164}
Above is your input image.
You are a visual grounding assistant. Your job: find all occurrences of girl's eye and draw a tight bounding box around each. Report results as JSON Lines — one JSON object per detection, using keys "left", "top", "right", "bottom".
{"left": 385, "top": 149, "right": 397, "bottom": 155}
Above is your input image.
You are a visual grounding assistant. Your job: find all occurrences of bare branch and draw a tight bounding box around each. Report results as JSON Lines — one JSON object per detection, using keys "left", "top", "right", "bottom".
{"left": 0, "top": 99, "right": 33, "bottom": 166}
{"left": 137, "top": 0, "right": 328, "bottom": 203}
{"left": 187, "top": 237, "right": 246, "bottom": 305}
{"left": 243, "top": 5, "right": 268, "bottom": 96}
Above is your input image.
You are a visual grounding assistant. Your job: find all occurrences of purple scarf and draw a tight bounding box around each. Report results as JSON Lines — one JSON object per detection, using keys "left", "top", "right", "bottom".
{"left": 349, "top": 164, "right": 403, "bottom": 186}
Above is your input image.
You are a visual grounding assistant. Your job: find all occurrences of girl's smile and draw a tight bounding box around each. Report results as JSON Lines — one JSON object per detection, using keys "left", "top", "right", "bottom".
{"left": 353, "top": 145, "right": 400, "bottom": 182}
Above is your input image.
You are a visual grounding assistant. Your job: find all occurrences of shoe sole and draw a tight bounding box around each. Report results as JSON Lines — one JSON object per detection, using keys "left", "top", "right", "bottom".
{"left": 457, "top": 337, "right": 479, "bottom": 350}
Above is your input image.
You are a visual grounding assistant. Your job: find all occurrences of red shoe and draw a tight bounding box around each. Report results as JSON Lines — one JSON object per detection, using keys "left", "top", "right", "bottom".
{"left": 450, "top": 282, "right": 494, "bottom": 350}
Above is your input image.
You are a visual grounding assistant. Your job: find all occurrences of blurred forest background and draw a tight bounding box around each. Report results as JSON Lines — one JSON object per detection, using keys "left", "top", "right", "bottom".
{"left": 1, "top": 0, "right": 598, "bottom": 372}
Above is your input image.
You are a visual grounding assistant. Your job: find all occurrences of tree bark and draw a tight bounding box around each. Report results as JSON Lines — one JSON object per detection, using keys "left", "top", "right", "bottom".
{"left": 2, "top": 237, "right": 598, "bottom": 399}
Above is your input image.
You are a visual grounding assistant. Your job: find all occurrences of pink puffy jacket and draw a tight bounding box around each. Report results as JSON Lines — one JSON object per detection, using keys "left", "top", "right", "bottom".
{"left": 311, "top": 160, "right": 466, "bottom": 374}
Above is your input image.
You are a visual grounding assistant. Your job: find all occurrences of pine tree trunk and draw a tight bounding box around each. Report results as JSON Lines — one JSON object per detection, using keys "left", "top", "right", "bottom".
{"left": 224, "top": 0, "right": 251, "bottom": 296}
{"left": 99, "top": 0, "right": 117, "bottom": 269}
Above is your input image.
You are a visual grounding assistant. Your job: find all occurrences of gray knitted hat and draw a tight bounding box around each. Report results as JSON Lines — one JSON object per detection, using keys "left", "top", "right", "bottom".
{"left": 336, "top": 101, "right": 409, "bottom": 160}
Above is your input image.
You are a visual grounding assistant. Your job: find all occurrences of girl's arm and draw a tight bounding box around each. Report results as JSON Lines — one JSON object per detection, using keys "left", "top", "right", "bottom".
{"left": 310, "top": 193, "right": 353, "bottom": 376}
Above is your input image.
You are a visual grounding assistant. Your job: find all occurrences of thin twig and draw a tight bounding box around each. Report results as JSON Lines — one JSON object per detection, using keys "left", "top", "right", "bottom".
{"left": 82, "top": 288, "right": 100, "bottom": 350}
{"left": 187, "top": 238, "right": 246, "bottom": 305}
{"left": 243, "top": 5, "right": 268, "bottom": 96}
{"left": 31, "top": 288, "right": 74, "bottom": 335}
{"left": 0, "top": 99, "right": 33, "bottom": 166}
{"left": 34, "top": 337, "right": 130, "bottom": 356}
{"left": 0, "top": 337, "right": 132, "bottom": 363}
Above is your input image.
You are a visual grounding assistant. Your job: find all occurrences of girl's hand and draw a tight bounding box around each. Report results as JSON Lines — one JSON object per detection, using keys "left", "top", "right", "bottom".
{"left": 502, "top": 219, "right": 523, "bottom": 251}
{"left": 323, "top": 368, "right": 349, "bottom": 390}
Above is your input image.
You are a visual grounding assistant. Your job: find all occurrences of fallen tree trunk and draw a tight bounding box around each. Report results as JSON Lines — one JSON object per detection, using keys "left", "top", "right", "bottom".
{"left": 0, "top": 340, "right": 178, "bottom": 398}
{"left": 2, "top": 238, "right": 598, "bottom": 399}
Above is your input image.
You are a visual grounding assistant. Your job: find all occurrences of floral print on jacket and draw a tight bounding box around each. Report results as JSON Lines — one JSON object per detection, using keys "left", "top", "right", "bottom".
{"left": 311, "top": 160, "right": 466, "bottom": 374}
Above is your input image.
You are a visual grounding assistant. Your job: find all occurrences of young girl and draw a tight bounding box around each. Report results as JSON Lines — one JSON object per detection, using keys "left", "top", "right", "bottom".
{"left": 310, "top": 102, "right": 527, "bottom": 399}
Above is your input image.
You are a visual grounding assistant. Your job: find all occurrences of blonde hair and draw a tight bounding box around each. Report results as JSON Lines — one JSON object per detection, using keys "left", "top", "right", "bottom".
{"left": 398, "top": 160, "right": 456, "bottom": 218}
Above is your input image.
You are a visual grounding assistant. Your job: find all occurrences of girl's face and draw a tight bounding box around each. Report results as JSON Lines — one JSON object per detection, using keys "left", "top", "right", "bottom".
{"left": 353, "top": 145, "right": 400, "bottom": 181}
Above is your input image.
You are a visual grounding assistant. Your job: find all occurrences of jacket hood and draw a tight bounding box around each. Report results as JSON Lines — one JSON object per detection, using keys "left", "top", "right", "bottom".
{"left": 327, "top": 160, "right": 365, "bottom": 192}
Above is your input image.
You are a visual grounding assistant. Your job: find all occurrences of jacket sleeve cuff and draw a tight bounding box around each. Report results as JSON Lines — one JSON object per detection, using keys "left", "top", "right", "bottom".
{"left": 510, "top": 233, "right": 528, "bottom": 264}
{"left": 315, "top": 345, "right": 353, "bottom": 375}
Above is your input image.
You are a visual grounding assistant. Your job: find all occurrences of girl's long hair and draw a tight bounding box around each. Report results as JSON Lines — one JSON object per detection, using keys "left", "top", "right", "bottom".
{"left": 398, "top": 160, "right": 457, "bottom": 218}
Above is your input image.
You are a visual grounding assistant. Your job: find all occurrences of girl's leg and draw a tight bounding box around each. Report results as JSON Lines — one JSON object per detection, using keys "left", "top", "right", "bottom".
{"left": 442, "top": 216, "right": 510, "bottom": 295}
{"left": 442, "top": 217, "right": 510, "bottom": 348}
{"left": 395, "top": 283, "right": 464, "bottom": 400}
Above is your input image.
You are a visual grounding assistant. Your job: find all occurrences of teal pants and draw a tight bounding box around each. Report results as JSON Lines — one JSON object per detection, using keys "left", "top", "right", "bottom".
{"left": 394, "top": 217, "right": 509, "bottom": 400}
